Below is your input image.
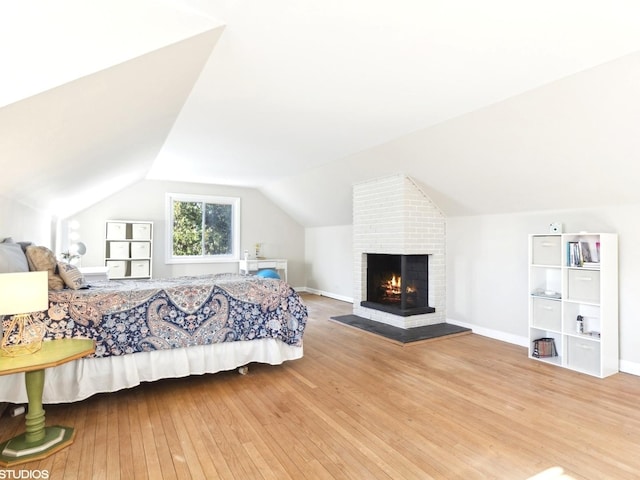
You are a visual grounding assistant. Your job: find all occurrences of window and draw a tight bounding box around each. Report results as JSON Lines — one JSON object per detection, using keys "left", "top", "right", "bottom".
{"left": 166, "top": 193, "right": 240, "bottom": 263}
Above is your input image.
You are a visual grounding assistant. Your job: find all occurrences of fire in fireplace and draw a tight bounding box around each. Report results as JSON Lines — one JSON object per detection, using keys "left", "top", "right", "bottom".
{"left": 361, "top": 253, "right": 435, "bottom": 316}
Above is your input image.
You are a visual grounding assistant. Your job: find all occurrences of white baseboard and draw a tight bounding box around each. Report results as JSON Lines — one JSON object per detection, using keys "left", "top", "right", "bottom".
{"left": 446, "top": 318, "right": 529, "bottom": 347}
{"left": 619, "top": 360, "right": 640, "bottom": 376}
{"left": 298, "top": 287, "right": 353, "bottom": 304}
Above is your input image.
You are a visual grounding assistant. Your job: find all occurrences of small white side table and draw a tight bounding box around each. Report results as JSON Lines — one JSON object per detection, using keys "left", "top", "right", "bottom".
{"left": 79, "top": 266, "right": 110, "bottom": 283}
{"left": 239, "top": 258, "right": 288, "bottom": 282}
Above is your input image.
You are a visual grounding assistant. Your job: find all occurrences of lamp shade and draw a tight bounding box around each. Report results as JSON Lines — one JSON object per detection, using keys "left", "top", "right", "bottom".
{"left": 0, "top": 271, "right": 49, "bottom": 316}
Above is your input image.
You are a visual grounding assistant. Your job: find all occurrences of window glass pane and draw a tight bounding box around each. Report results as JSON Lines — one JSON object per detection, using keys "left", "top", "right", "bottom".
{"left": 204, "top": 203, "right": 233, "bottom": 255}
{"left": 172, "top": 201, "right": 203, "bottom": 256}
{"left": 167, "top": 193, "right": 239, "bottom": 262}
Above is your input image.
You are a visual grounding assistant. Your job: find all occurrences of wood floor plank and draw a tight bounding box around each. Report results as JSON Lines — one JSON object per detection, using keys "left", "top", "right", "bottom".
{"left": 185, "top": 379, "right": 236, "bottom": 479}
{"left": 92, "top": 396, "right": 109, "bottom": 480}
{"left": 213, "top": 380, "right": 270, "bottom": 479}
{"left": 4, "top": 293, "right": 640, "bottom": 479}
{"left": 152, "top": 385, "right": 191, "bottom": 480}
{"left": 106, "top": 395, "right": 122, "bottom": 480}
{"left": 40, "top": 404, "right": 71, "bottom": 475}
{"left": 60, "top": 399, "right": 88, "bottom": 480}
{"left": 215, "top": 380, "right": 295, "bottom": 480}
{"left": 76, "top": 393, "right": 99, "bottom": 480}
{"left": 231, "top": 373, "right": 321, "bottom": 479}
{"left": 125, "top": 390, "right": 149, "bottom": 480}
{"left": 145, "top": 386, "right": 179, "bottom": 480}
{"left": 135, "top": 388, "right": 164, "bottom": 480}
{"left": 234, "top": 373, "right": 344, "bottom": 479}
{"left": 167, "top": 384, "right": 213, "bottom": 479}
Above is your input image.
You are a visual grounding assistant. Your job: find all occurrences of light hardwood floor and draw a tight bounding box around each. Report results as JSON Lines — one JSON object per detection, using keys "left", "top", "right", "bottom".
{"left": 2, "top": 293, "right": 640, "bottom": 479}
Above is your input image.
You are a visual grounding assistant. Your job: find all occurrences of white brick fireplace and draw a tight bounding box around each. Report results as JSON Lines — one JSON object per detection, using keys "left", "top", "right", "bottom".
{"left": 353, "top": 174, "right": 446, "bottom": 328}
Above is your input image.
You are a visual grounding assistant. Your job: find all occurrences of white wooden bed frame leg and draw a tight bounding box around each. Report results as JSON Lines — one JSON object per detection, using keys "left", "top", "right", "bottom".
{"left": 237, "top": 366, "right": 249, "bottom": 375}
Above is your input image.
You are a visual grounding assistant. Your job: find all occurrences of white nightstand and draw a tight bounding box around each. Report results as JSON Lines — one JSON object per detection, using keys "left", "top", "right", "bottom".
{"left": 239, "top": 258, "right": 287, "bottom": 282}
{"left": 79, "top": 266, "right": 109, "bottom": 283}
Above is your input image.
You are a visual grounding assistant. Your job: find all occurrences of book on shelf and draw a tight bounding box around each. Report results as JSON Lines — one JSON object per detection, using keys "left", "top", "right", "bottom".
{"left": 580, "top": 241, "right": 592, "bottom": 263}
{"left": 567, "top": 241, "right": 581, "bottom": 267}
{"left": 532, "top": 338, "right": 558, "bottom": 358}
{"left": 567, "top": 241, "right": 596, "bottom": 267}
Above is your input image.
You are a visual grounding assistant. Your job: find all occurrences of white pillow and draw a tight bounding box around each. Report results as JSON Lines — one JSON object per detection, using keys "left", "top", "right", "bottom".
{"left": 0, "top": 243, "right": 30, "bottom": 273}
{"left": 57, "top": 262, "right": 86, "bottom": 290}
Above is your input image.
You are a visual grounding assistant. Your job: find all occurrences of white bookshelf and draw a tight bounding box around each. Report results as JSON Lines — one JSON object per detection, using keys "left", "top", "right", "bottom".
{"left": 528, "top": 233, "right": 618, "bottom": 378}
{"left": 104, "top": 220, "right": 153, "bottom": 279}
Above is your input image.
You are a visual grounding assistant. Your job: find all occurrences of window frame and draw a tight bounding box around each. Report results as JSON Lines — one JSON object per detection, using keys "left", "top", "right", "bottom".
{"left": 165, "top": 193, "right": 241, "bottom": 264}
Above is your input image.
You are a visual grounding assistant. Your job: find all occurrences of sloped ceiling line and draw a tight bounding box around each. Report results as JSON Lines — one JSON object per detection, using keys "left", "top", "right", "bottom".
{"left": 0, "top": 27, "right": 224, "bottom": 218}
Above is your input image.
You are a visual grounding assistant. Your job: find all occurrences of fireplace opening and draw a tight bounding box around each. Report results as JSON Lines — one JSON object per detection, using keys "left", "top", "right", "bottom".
{"left": 361, "top": 253, "right": 435, "bottom": 317}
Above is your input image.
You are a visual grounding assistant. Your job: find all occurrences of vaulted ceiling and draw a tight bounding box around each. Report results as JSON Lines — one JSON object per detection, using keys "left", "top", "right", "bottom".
{"left": 2, "top": 1, "right": 640, "bottom": 226}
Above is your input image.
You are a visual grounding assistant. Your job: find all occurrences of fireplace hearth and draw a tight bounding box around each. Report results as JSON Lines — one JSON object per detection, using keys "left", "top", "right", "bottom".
{"left": 361, "top": 253, "right": 435, "bottom": 317}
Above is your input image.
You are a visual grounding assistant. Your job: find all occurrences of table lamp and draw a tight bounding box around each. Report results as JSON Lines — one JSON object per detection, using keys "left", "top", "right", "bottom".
{"left": 0, "top": 271, "right": 48, "bottom": 356}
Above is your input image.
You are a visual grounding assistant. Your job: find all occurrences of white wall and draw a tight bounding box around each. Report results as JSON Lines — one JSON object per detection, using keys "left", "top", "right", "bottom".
{"left": 304, "top": 225, "right": 353, "bottom": 302}
{"left": 447, "top": 205, "right": 640, "bottom": 375}
{"left": 65, "top": 179, "right": 306, "bottom": 287}
{"left": 0, "top": 195, "right": 51, "bottom": 246}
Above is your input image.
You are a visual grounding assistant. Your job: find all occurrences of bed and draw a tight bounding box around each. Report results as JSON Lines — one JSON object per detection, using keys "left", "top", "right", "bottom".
{"left": 0, "top": 273, "right": 308, "bottom": 404}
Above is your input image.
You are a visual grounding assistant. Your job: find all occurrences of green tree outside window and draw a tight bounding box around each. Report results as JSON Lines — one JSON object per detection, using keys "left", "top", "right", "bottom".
{"left": 168, "top": 194, "right": 239, "bottom": 261}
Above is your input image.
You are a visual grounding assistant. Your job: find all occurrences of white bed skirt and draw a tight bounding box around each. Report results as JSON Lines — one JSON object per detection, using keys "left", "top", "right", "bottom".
{"left": 0, "top": 339, "right": 303, "bottom": 404}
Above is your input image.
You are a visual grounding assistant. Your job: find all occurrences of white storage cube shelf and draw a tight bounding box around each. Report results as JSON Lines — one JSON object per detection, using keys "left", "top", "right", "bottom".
{"left": 528, "top": 233, "right": 618, "bottom": 378}
{"left": 105, "top": 221, "right": 153, "bottom": 279}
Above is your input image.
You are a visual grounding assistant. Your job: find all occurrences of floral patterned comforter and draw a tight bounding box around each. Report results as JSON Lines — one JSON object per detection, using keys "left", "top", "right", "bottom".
{"left": 35, "top": 274, "right": 308, "bottom": 358}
